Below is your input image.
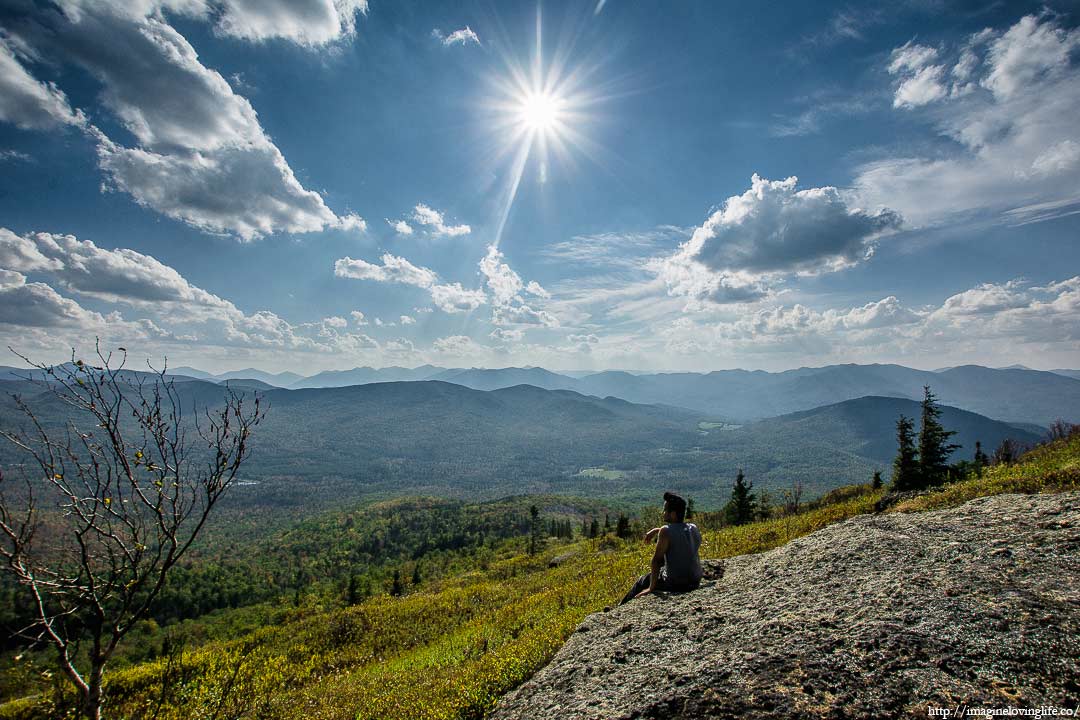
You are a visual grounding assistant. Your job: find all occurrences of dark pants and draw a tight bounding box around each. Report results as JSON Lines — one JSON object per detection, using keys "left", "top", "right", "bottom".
{"left": 619, "top": 572, "right": 700, "bottom": 605}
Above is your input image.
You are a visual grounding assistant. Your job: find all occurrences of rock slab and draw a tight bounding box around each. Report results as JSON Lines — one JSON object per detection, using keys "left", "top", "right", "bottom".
{"left": 490, "top": 493, "right": 1080, "bottom": 719}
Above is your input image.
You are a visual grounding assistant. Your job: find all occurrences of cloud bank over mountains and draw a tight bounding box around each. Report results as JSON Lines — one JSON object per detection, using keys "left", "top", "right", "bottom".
{"left": 0, "top": 5, "right": 1075, "bottom": 372}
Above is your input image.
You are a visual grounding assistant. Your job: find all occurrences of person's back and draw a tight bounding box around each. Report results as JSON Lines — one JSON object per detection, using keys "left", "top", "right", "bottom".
{"left": 663, "top": 520, "right": 702, "bottom": 588}
{"left": 620, "top": 492, "right": 703, "bottom": 604}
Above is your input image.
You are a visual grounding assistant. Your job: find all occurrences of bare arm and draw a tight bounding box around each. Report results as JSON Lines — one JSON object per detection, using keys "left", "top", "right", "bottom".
{"left": 637, "top": 526, "right": 669, "bottom": 597}
{"left": 643, "top": 526, "right": 661, "bottom": 542}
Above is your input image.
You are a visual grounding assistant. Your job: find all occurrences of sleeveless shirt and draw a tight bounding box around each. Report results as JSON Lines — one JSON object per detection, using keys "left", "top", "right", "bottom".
{"left": 662, "top": 521, "right": 703, "bottom": 586}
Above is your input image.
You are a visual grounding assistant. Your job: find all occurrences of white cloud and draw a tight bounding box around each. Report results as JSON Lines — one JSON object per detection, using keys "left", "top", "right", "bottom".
{"left": 429, "top": 282, "right": 486, "bottom": 313}
{"left": 653, "top": 276, "right": 1080, "bottom": 366}
{"left": 432, "top": 335, "right": 485, "bottom": 356}
{"left": 334, "top": 253, "right": 485, "bottom": 314}
{"left": 479, "top": 245, "right": 524, "bottom": 305}
{"left": 0, "top": 228, "right": 231, "bottom": 319}
{"left": 410, "top": 203, "right": 471, "bottom": 237}
{"left": 399, "top": 315, "right": 415, "bottom": 325}
{"left": 655, "top": 174, "right": 901, "bottom": 303}
{"left": 334, "top": 253, "right": 439, "bottom": 287}
{"left": 387, "top": 219, "right": 414, "bottom": 235}
{"left": 525, "top": 280, "right": 550, "bottom": 299}
{"left": 489, "top": 327, "right": 524, "bottom": 343}
{"left": 350, "top": 310, "right": 368, "bottom": 325}
{"left": 0, "top": 38, "right": 85, "bottom": 130}
{"left": 492, "top": 303, "right": 559, "bottom": 328}
{"left": 892, "top": 64, "right": 947, "bottom": 108}
{"left": 0, "top": 226, "right": 388, "bottom": 358}
{"left": 214, "top": 0, "right": 368, "bottom": 46}
{"left": 432, "top": 26, "right": 480, "bottom": 47}
{"left": 323, "top": 315, "right": 348, "bottom": 328}
{"left": 479, "top": 244, "right": 559, "bottom": 327}
{"left": 1, "top": 3, "right": 363, "bottom": 240}
{"left": 0, "top": 229, "right": 65, "bottom": 272}
{"left": 857, "top": 13, "right": 1080, "bottom": 227}
{"left": 982, "top": 14, "right": 1079, "bottom": 99}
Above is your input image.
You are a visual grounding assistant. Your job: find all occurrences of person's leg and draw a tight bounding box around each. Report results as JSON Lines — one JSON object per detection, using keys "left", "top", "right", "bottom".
{"left": 619, "top": 573, "right": 651, "bottom": 605}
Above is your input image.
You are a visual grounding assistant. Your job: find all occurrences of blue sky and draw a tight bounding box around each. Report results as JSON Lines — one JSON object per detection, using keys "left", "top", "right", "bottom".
{"left": 0, "top": 0, "right": 1078, "bottom": 373}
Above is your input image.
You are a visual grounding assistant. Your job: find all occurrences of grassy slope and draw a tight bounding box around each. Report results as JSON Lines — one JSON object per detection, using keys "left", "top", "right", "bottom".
{"left": 4, "top": 435, "right": 1078, "bottom": 720}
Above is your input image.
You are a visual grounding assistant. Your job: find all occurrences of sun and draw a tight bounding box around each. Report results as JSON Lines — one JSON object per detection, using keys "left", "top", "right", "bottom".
{"left": 518, "top": 91, "right": 563, "bottom": 133}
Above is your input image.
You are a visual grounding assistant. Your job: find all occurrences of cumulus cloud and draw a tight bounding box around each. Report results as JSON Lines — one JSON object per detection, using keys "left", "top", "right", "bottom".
{"left": 0, "top": 228, "right": 232, "bottom": 321}
{"left": 479, "top": 245, "right": 559, "bottom": 327}
{"left": 0, "top": 38, "right": 85, "bottom": 130}
{"left": 432, "top": 335, "right": 485, "bottom": 356}
{"left": 334, "top": 253, "right": 485, "bottom": 314}
{"left": 350, "top": 310, "right": 368, "bottom": 325}
{"left": 0, "top": 226, "right": 385, "bottom": 359}
{"left": 323, "top": 315, "right": 348, "bottom": 328}
{"left": 656, "top": 275, "right": 1080, "bottom": 365}
{"left": 410, "top": 204, "right": 471, "bottom": 237}
{"left": 0, "top": 273, "right": 100, "bottom": 328}
{"left": 492, "top": 303, "right": 558, "bottom": 327}
{"left": 214, "top": 0, "right": 369, "bottom": 46}
{"left": 655, "top": 175, "right": 901, "bottom": 304}
{"left": 387, "top": 219, "right": 414, "bottom": 235}
{"left": 0, "top": 2, "right": 364, "bottom": 240}
{"left": 428, "top": 282, "right": 486, "bottom": 313}
{"left": 399, "top": 315, "right": 415, "bottom": 325}
{"left": 432, "top": 26, "right": 480, "bottom": 47}
{"left": 857, "top": 13, "right": 1080, "bottom": 226}
{"left": 887, "top": 43, "right": 947, "bottom": 108}
{"left": 334, "top": 253, "right": 439, "bottom": 287}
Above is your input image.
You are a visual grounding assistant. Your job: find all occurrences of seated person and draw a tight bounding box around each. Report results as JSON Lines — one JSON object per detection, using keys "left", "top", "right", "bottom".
{"left": 620, "top": 491, "right": 703, "bottom": 604}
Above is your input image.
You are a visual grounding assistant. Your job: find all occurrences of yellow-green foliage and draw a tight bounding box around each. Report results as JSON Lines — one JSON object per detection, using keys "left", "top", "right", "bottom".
{"left": 892, "top": 433, "right": 1080, "bottom": 513}
{"left": 6, "top": 435, "right": 1077, "bottom": 720}
{"left": 86, "top": 487, "right": 882, "bottom": 720}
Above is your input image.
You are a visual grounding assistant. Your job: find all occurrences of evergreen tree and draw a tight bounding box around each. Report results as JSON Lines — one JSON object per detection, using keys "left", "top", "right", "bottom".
{"left": 615, "top": 514, "right": 631, "bottom": 539}
{"left": 528, "top": 504, "right": 544, "bottom": 555}
{"left": 603, "top": 513, "right": 611, "bottom": 533}
{"left": 756, "top": 489, "right": 774, "bottom": 521}
{"left": 411, "top": 564, "right": 421, "bottom": 587}
{"left": 871, "top": 470, "right": 883, "bottom": 490}
{"left": 891, "top": 414, "right": 920, "bottom": 491}
{"left": 918, "top": 386, "right": 960, "bottom": 487}
{"left": 722, "top": 469, "right": 755, "bottom": 526}
{"left": 973, "top": 440, "right": 989, "bottom": 475}
{"left": 347, "top": 574, "right": 359, "bottom": 605}
{"left": 685, "top": 498, "right": 695, "bottom": 520}
{"left": 391, "top": 569, "right": 403, "bottom": 596}
{"left": 589, "top": 518, "right": 599, "bottom": 538}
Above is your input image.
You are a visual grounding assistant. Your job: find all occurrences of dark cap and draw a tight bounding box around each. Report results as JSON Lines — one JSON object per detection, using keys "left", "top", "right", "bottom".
{"left": 663, "top": 491, "right": 687, "bottom": 515}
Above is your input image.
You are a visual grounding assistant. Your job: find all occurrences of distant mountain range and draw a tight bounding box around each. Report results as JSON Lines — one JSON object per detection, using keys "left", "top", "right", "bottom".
{"left": 5, "top": 361, "right": 1080, "bottom": 426}
{"left": 0, "top": 376, "right": 1040, "bottom": 504}
{"left": 276, "top": 363, "right": 1075, "bottom": 427}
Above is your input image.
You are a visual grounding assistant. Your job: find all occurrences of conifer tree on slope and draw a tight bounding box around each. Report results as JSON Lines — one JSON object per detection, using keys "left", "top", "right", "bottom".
{"left": 723, "top": 469, "right": 756, "bottom": 526}
{"left": 891, "top": 414, "right": 920, "bottom": 491}
{"left": 918, "top": 386, "right": 959, "bottom": 487}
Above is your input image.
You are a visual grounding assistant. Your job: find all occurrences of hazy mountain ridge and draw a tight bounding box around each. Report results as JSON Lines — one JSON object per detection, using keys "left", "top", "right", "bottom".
{"left": 0, "top": 376, "right": 1038, "bottom": 505}
{"left": 164, "top": 362, "right": 1080, "bottom": 426}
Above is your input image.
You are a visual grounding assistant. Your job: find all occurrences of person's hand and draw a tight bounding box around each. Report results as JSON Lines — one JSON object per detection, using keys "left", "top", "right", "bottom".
{"left": 643, "top": 527, "right": 661, "bottom": 542}
{"left": 635, "top": 587, "right": 652, "bottom": 598}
